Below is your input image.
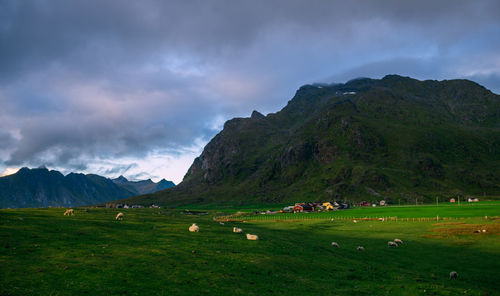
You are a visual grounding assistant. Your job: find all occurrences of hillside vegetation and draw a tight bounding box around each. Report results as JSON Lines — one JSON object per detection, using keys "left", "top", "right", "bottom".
{"left": 122, "top": 75, "right": 500, "bottom": 207}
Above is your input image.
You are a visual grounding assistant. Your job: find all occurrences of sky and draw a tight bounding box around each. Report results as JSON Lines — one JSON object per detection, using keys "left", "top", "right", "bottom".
{"left": 1, "top": 0, "right": 500, "bottom": 183}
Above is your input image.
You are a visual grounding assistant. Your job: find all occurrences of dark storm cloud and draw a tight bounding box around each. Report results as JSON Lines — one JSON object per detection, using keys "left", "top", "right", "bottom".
{"left": 1, "top": 0, "right": 500, "bottom": 176}
{"left": 0, "top": 131, "right": 15, "bottom": 149}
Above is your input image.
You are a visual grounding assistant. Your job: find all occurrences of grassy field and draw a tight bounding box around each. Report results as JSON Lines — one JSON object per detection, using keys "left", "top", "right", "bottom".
{"left": 0, "top": 205, "right": 499, "bottom": 295}
{"left": 219, "top": 202, "right": 500, "bottom": 221}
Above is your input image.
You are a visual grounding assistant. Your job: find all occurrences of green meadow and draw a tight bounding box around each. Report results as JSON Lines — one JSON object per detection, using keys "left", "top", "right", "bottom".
{"left": 224, "top": 202, "right": 500, "bottom": 221}
{"left": 0, "top": 204, "right": 499, "bottom": 295}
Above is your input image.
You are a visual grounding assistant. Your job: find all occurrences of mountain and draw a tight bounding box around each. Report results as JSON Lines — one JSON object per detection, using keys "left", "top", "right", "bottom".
{"left": 112, "top": 175, "right": 175, "bottom": 195}
{"left": 0, "top": 168, "right": 175, "bottom": 208}
{"left": 120, "top": 75, "right": 500, "bottom": 207}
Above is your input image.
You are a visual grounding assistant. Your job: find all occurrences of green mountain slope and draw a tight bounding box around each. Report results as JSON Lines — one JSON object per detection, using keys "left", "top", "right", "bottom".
{"left": 121, "top": 75, "right": 500, "bottom": 206}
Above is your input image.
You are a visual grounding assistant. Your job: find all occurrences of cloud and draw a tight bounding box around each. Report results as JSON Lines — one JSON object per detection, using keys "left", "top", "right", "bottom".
{"left": 1, "top": 0, "right": 499, "bottom": 182}
{"left": 0, "top": 130, "right": 16, "bottom": 149}
{"left": 103, "top": 163, "right": 138, "bottom": 176}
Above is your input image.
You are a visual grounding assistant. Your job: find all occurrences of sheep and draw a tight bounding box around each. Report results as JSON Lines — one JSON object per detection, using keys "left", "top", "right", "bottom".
{"left": 449, "top": 271, "right": 458, "bottom": 280}
{"left": 115, "top": 212, "right": 124, "bottom": 220}
{"left": 394, "top": 238, "right": 403, "bottom": 245}
{"left": 246, "top": 233, "right": 259, "bottom": 240}
{"left": 233, "top": 227, "right": 243, "bottom": 233}
{"left": 331, "top": 242, "right": 339, "bottom": 248}
{"left": 357, "top": 246, "right": 365, "bottom": 251}
{"left": 482, "top": 229, "right": 487, "bottom": 233}
{"left": 473, "top": 230, "right": 481, "bottom": 233}
{"left": 388, "top": 241, "right": 398, "bottom": 247}
{"left": 63, "top": 209, "right": 74, "bottom": 216}
{"left": 219, "top": 222, "right": 225, "bottom": 225}
{"left": 189, "top": 223, "right": 199, "bottom": 232}
{"left": 353, "top": 220, "right": 358, "bottom": 223}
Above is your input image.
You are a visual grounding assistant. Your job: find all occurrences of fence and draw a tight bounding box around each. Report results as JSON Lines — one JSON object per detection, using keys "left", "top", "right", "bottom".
{"left": 215, "top": 213, "right": 499, "bottom": 223}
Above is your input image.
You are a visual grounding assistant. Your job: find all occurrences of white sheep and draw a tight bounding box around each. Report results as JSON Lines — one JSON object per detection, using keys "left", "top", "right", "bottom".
{"left": 189, "top": 223, "right": 199, "bottom": 232}
{"left": 219, "top": 222, "right": 225, "bottom": 225}
{"left": 394, "top": 238, "right": 403, "bottom": 245}
{"left": 357, "top": 246, "right": 365, "bottom": 251}
{"left": 449, "top": 271, "right": 458, "bottom": 280}
{"left": 331, "top": 242, "right": 339, "bottom": 248}
{"left": 388, "top": 241, "right": 398, "bottom": 247}
{"left": 233, "top": 227, "right": 243, "bottom": 233}
{"left": 246, "top": 233, "right": 259, "bottom": 240}
{"left": 353, "top": 220, "right": 358, "bottom": 223}
{"left": 63, "top": 209, "right": 74, "bottom": 216}
{"left": 115, "top": 212, "right": 124, "bottom": 220}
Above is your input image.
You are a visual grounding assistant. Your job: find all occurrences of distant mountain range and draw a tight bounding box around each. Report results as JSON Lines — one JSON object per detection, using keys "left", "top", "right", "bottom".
{"left": 0, "top": 167, "right": 175, "bottom": 208}
{"left": 119, "top": 75, "right": 500, "bottom": 207}
{"left": 112, "top": 175, "right": 175, "bottom": 195}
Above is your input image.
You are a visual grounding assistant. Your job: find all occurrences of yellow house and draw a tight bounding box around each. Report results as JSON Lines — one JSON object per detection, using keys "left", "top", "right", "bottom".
{"left": 322, "top": 202, "right": 337, "bottom": 210}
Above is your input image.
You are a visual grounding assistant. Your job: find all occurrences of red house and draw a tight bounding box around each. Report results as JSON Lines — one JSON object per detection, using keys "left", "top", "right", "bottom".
{"left": 293, "top": 203, "right": 314, "bottom": 212}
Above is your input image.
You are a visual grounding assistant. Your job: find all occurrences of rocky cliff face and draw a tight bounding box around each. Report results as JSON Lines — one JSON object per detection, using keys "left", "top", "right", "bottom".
{"left": 122, "top": 75, "right": 500, "bottom": 206}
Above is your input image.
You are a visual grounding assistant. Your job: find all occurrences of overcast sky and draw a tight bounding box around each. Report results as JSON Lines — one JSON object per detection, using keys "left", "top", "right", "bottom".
{"left": 1, "top": 0, "right": 500, "bottom": 183}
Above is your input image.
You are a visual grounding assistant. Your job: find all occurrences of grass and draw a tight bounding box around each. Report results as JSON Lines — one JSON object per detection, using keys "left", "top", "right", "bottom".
{"left": 221, "top": 202, "right": 500, "bottom": 221}
{"left": 0, "top": 205, "right": 499, "bottom": 295}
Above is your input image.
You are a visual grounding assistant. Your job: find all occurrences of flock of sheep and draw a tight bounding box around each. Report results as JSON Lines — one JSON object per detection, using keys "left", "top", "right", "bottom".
{"left": 63, "top": 208, "right": 460, "bottom": 280}
{"left": 330, "top": 238, "right": 404, "bottom": 250}
{"left": 63, "top": 209, "right": 123, "bottom": 220}
{"left": 331, "top": 238, "right": 459, "bottom": 280}
{"left": 188, "top": 223, "right": 259, "bottom": 240}
{"left": 63, "top": 210, "right": 258, "bottom": 239}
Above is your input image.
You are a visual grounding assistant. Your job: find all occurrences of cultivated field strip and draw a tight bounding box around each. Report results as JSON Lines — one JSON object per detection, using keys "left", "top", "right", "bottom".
{"left": 215, "top": 202, "right": 500, "bottom": 222}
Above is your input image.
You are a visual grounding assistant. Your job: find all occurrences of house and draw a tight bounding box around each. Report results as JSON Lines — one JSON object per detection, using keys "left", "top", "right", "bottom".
{"left": 338, "top": 203, "right": 350, "bottom": 209}
{"left": 309, "top": 203, "right": 319, "bottom": 211}
{"left": 293, "top": 203, "right": 313, "bottom": 212}
{"left": 322, "top": 202, "right": 337, "bottom": 211}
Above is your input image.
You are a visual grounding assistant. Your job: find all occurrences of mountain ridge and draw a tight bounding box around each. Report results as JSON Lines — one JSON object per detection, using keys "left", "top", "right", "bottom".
{"left": 0, "top": 168, "right": 175, "bottom": 208}
{"left": 118, "top": 75, "right": 500, "bottom": 206}
{"left": 111, "top": 175, "right": 175, "bottom": 195}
